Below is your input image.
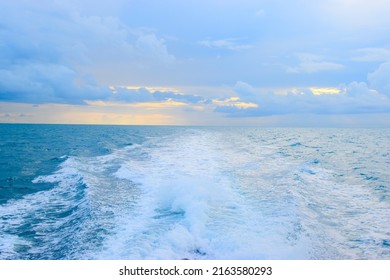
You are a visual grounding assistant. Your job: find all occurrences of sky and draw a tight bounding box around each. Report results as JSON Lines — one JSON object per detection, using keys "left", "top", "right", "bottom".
{"left": 1, "top": 0, "right": 390, "bottom": 126}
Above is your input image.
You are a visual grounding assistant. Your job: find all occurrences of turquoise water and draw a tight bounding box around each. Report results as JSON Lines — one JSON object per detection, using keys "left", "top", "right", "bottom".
{"left": 0, "top": 124, "right": 389, "bottom": 259}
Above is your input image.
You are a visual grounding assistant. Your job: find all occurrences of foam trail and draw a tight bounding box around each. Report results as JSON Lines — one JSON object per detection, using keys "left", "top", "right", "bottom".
{"left": 92, "top": 129, "right": 312, "bottom": 259}
{"left": 1, "top": 127, "right": 389, "bottom": 260}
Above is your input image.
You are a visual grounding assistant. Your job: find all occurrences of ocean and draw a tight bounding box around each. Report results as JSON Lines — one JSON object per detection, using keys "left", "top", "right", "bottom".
{"left": 0, "top": 124, "right": 389, "bottom": 260}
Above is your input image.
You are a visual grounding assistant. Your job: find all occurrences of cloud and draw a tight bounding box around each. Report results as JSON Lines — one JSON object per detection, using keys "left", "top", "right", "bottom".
{"left": 198, "top": 38, "right": 254, "bottom": 51}
{"left": 110, "top": 86, "right": 205, "bottom": 104}
{"left": 136, "top": 34, "right": 175, "bottom": 63}
{"left": 153, "top": 91, "right": 203, "bottom": 103}
{"left": 352, "top": 48, "right": 390, "bottom": 62}
{"left": 368, "top": 62, "right": 390, "bottom": 96}
{"left": 213, "top": 97, "right": 258, "bottom": 109}
{"left": 320, "top": 0, "right": 390, "bottom": 29}
{"left": 287, "top": 53, "right": 344, "bottom": 73}
{"left": 214, "top": 80, "right": 390, "bottom": 117}
{"left": 1, "top": 0, "right": 389, "bottom": 127}
{"left": 233, "top": 81, "right": 258, "bottom": 100}
{"left": 0, "top": 1, "right": 175, "bottom": 104}
{"left": 0, "top": 63, "right": 110, "bottom": 104}
{"left": 110, "top": 87, "right": 155, "bottom": 103}
{"left": 310, "top": 87, "right": 340, "bottom": 95}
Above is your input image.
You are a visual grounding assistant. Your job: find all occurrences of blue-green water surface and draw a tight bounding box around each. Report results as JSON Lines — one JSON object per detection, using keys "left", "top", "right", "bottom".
{"left": 0, "top": 124, "right": 389, "bottom": 259}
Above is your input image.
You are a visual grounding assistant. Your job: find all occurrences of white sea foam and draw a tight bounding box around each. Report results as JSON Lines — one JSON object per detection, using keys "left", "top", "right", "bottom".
{"left": 1, "top": 128, "right": 389, "bottom": 259}
{"left": 90, "top": 129, "right": 314, "bottom": 259}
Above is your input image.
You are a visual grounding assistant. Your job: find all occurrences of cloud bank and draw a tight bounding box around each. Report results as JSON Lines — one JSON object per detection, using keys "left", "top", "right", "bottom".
{"left": 215, "top": 77, "right": 390, "bottom": 117}
{"left": 0, "top": 1, "right": 175, "bottom": 105}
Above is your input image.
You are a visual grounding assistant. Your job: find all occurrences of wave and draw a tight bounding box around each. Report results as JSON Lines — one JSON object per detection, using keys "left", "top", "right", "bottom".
{"left": 1, "top": 128, "right": 389, "bottom": 259}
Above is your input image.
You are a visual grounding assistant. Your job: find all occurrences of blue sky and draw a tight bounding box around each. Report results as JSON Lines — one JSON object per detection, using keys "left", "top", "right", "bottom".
{"left": 1, "top": 0, "right": 390, "bottom": 126}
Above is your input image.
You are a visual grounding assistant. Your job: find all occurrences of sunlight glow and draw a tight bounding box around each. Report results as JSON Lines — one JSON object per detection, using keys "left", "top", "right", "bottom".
{"left": 310, "top": 87, "right": 341, "bottom": 95}
{"left": 213, "top": 97, "right": 258, "bottom": 109}
{"left": 86, "top": 100, "right": 189, "bottom": 108}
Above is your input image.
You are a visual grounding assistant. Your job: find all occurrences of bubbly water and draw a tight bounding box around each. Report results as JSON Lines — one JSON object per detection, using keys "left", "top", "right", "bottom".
{"left": 0, "top": 124, "right": 389, "bottom": 259}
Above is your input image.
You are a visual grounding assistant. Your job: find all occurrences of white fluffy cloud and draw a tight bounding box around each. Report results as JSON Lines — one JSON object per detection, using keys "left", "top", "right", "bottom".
{"left": 368, "top": 62, "right": 390, "bottom": 97}
{"left": 136, "top": 34, "right": 175, "bottom": 63}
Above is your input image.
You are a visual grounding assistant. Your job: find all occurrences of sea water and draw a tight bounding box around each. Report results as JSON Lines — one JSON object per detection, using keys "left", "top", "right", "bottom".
{"left": 0, "top": 124, "right": 389, "bottom": 259}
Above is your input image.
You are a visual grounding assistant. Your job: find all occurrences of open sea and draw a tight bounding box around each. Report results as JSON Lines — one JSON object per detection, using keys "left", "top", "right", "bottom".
{"left": 0, "top": 124, "right": 389, "bottom": 260}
